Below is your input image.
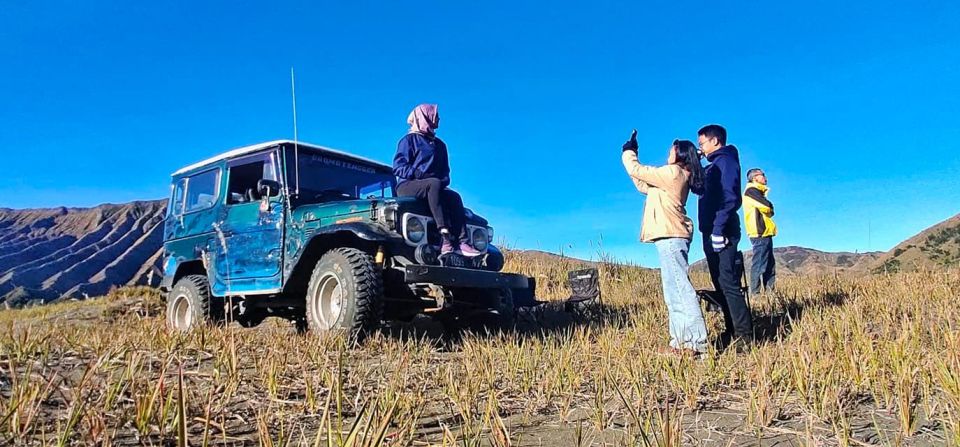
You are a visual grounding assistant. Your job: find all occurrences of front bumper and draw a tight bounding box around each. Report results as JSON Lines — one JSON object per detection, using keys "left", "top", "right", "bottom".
{"left": 404, "top": 265, "right": 529, "bottom": 289}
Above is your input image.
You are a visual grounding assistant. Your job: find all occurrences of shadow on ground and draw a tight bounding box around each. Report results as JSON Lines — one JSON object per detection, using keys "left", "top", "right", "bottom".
{"left": 750, "top": 289, "right": 850, "bottom": 344}
{"left": 379, "top": 298, "right": 626, "bottom": 347}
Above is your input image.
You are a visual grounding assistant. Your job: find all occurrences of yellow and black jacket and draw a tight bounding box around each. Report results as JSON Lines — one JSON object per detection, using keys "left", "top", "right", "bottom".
{"left": 743, "top": 182, "right": 777, "bottom": 238}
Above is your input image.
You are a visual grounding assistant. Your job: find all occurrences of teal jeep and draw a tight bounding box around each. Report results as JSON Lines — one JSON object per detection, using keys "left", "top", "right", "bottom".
{"left": 160, "top": 140, "right": 533, "bottom": 337}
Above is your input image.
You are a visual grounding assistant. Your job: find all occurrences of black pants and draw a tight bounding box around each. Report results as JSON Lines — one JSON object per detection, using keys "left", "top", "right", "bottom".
{"left": 749, "top": 236, "right": 776, "bottom": 294}
{"left": 702, "top": 234, "right": 754, "bottom": 338}
{"left": 397, "top": 178, "right": 467, "bottom": 241}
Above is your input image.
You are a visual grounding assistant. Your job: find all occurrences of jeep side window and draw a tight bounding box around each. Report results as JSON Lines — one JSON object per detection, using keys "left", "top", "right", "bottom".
{"left": 227, "top": 152, "right": 280, "bottom": 204}
{"left": 168, "top": 179, "right": 186, "bottom": 216}
{"left": 184, "top": 169, "right": 220, "bottom": 213}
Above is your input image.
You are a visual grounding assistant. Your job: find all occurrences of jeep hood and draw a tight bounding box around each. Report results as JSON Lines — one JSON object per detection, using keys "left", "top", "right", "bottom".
{"left": 292, "top": 197, "right": 490, "bottom": 227}
{"left": 292, "top": 199, "right": 379, "bottom": 223}
{"left": 389, "top": 197, "right": 490, "bottom": 227}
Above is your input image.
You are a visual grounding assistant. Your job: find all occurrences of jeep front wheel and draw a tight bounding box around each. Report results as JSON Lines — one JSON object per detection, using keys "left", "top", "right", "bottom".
{"left": 305, "top": 248, "right": 383, "bottom": 340}
{"left": 166, "top": 274, "right": 223, "bottom": 331}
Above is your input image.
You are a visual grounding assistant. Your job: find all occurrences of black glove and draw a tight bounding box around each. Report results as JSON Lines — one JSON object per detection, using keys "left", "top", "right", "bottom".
{"left": 622, "top": 129, "right": 638, "bottom": 153}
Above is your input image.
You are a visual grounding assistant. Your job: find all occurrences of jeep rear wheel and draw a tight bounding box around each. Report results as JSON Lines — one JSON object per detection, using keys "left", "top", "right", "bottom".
{"left": 167, "top": 274, "right": 223, "bottom": 331}
{"left": 305, "top": 248, "right": 383, "bottom": 340}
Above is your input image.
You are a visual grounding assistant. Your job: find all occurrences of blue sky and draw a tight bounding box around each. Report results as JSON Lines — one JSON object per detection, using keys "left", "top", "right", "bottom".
{"left": 2, "top": 1, "right": 959, "bottom": 266}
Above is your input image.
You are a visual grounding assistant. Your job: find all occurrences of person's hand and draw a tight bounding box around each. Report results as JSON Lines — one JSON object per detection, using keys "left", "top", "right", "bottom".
{"left": 622, "top": 129, "right": 638, "bottom": 153}
{"left": 711, "top": 234, "right": 728, "bottom": 252}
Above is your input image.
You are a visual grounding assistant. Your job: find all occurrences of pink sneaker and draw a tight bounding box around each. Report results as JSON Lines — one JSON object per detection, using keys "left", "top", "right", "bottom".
{"left": 460, "top": 242, "right": 482, "bottom": 257}
{"left": 440, "top": 238, "right": 457, "bottom": 255}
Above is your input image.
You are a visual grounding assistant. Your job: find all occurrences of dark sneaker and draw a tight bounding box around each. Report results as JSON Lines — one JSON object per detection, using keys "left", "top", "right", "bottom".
{"left": 728, "top": 337, "right": 754, "bottom": 354}
{"left": 712, "top": 331, "right": 734, "bottom": 351}
{"left": 459, "top": 242, "right": 482, "bottom": 257}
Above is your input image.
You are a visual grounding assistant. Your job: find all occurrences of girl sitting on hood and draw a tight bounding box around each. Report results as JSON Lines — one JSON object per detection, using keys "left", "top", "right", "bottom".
{"left": 393, "top": 104, "right": 481, "bottom": 257}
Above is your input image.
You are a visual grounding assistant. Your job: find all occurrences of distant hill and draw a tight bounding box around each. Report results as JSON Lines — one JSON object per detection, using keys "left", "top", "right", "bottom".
{"left": 507, "top": 249, "right": 595, "bottom": 265}
{"left": 0, "top": 201, "right": 166, "bottom": 307}
{"left": 868, "top": 213, "right": 960, "bottom": 273}
{"left": 692, "top": 245, "right": 883, "bottom": 276}
{"left": 690, "top": 213, "right": 960, "bottom": 275}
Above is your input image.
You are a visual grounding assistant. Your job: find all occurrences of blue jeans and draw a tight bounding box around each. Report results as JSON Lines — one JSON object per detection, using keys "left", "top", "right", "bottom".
{"left": 654, "top": 238, "right": 708, "bottom": 352}
{"left": 750, "top": 237, "right": 776, "bottom": 294}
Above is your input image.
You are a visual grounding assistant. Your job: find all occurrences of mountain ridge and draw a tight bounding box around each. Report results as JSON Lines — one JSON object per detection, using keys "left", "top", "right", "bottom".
{"left": 691, "top": 245, "right": 883, "bottom": 275}
{"left": 0, "top": 200, "right": 167, "bottom": 306}
{"left": 868, "top": 213, "right": 960, "bottom": 273}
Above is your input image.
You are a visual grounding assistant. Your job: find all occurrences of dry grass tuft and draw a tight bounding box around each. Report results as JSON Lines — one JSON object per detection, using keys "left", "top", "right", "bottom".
{"left": 0, "top": 253, "right": 958, "bottom": 445}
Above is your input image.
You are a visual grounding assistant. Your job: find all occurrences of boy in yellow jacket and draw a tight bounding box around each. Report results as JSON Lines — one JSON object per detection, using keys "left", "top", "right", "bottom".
{"left": 743, "top": 168, "right": 777, "bottom": 294}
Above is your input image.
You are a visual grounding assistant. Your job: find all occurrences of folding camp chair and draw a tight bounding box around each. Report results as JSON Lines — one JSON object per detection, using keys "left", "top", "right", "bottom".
{"left": 566, "top": 268, "right": 601, "bottom": 304}
{"left": 513, "top": 267, "right": 600, "bottom": 309}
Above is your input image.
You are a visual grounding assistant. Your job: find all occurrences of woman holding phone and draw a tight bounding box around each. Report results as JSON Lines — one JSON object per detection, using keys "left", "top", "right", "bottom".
{"left": 621, "top": 130, "right": 708, "bottom": 356}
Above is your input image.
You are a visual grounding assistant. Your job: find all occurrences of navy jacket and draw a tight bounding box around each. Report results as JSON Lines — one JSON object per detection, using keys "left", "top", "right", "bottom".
{"left": 692, "top": 145, "right": 742, "bottom": 237}
{"left": 392, "top": 133, "right": 450, "bottom": 186}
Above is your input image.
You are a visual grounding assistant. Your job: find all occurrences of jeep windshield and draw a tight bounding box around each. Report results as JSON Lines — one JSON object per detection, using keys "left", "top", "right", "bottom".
{"left": 289, "top": 151, "right": 395, "bottom": 206}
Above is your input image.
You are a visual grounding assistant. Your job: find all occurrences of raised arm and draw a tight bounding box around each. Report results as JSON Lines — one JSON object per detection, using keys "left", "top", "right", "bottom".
{"left": 621, "top": 151, "right": 679, "bottom": 191}
{"left": 629, "top": 173, "right": 650, "bottom": 194}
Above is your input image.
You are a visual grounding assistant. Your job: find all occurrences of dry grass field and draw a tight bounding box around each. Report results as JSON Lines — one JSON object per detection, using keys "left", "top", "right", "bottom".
{"left": 1, "top": 250, "right": 958, "bottom": 446}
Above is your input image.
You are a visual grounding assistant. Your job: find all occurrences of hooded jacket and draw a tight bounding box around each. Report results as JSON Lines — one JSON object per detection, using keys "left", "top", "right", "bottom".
{"left": 392, "top": 133, "right": 451, "bottom": 187}
{"left": 743, "top": 182, "right": 777, "bottom": 238}
{"left": 621, "top": 151, "right": 694, "bottom": 242}
{"left": 691, "top": 145, "right": 742, "bottom": 238}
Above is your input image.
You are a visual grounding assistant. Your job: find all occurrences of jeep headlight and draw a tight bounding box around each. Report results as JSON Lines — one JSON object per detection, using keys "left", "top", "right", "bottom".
{"left": 471, "top": 227, "right": 488, "bottom": 251}
{"left": 405, "top": 215, "right": 425, "bottom": 243}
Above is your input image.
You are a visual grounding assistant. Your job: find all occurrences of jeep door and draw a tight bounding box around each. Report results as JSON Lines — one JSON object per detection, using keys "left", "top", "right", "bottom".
{"left": 213, "top": 151, "right": 285, "bottom": 293}
{"left": 164, "top": 167, "right": 222, "bottom": 263}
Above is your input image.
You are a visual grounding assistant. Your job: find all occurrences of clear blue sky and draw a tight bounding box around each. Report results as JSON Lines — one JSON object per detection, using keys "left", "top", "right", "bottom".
{"left": 3, "top": 1, "right": 959, "bottom": 265}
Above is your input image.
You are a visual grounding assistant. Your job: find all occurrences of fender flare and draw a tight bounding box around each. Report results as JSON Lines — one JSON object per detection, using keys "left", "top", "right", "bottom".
{"left": 283, "top": 223, "right": 397, "bottom": 287}
{"left": 311, "top": 222, "right": 394, "bottom": 242}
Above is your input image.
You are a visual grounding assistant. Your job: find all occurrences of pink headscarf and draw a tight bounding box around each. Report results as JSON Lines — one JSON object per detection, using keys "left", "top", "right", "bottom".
{"left": 407, "top": 104, "right": 439, "bottom": 135}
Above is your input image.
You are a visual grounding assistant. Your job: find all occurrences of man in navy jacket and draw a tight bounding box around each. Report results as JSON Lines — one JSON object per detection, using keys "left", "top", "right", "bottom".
{"left": 692, "top": 124, "right": 754, "bottom": 348}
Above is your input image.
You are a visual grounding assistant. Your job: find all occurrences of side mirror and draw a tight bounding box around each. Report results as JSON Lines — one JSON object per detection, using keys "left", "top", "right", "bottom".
{"left": 258, "top": 179, "right": 281, "bottom": 197}
{"left": 257, "top": 179, "right": 281, "bottom": 213}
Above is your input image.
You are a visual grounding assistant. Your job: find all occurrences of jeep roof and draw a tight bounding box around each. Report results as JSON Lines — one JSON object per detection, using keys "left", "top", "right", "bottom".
{"left": 170, "top": 139, "right": 393, "bottom": 176}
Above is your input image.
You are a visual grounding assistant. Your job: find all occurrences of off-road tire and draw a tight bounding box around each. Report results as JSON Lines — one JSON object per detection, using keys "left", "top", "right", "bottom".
{"left": 305, "top": 248, "right": 383, "bottom": 340}
{"left": 166, "top": 275, "right": 223, "bottom": 331}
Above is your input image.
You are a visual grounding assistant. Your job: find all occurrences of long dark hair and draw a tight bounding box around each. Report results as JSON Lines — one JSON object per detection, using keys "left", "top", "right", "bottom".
{"left": 673, "top": 139, "right": 704, "bottom": 191}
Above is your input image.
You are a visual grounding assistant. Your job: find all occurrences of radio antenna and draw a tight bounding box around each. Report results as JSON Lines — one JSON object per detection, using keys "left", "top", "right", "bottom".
{"left": 291, "top": 66, "right": 300, "bottom": 196}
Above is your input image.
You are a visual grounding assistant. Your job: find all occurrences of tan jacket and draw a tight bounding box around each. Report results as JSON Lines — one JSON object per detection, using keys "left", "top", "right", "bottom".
{"left": 621, "top": 151, "right": 694, "bottom": 242}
